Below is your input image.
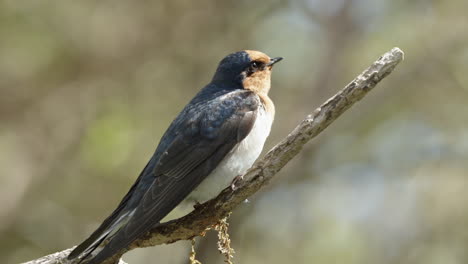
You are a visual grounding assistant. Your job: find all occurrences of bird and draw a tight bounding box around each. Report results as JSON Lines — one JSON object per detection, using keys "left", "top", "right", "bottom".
{"left": 67, "top": 50, "right": 283, "bottom": 264}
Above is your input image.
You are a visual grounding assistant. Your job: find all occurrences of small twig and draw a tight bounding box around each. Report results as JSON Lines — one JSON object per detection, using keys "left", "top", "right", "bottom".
{"left": 24, "top": 47, "right": 404, "bottom": 264}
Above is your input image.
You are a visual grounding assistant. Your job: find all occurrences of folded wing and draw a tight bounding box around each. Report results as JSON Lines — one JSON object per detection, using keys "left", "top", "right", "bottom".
{"left": 84, "top": 89, "right": 259, "bottom": 264}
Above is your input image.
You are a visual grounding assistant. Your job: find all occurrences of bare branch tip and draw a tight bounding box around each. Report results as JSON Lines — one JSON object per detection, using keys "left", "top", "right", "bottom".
{"left": 390, "top": 47, "right": 405, "bottom": 61}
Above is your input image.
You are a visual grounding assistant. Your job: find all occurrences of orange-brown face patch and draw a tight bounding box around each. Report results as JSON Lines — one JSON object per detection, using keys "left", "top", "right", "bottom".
{"left": 243, "top": 50, "right": 275, "bottom": 116}
{"left": 242, "top": 50, "right": 274, "bottom": 96}
{"left": 242, "top": 68, "right": 272, "bottom": 95}
{"left": 244, "top": 50, "right": 271, "bottom": 64}
{"left": 243, "top": 70, "right": 275, "bottom": 116}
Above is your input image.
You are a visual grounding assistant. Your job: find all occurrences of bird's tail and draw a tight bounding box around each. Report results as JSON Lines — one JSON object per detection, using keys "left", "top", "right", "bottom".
{"left": 68, "top": 211, "right": 134, "bottom": 263}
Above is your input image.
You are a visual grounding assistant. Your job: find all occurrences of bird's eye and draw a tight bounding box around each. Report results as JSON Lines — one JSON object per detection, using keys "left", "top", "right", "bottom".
{"left": 247, "top": 61, "right": 262, "bottom": 76}
{"left": 251, "top": 61, "right": 260, "bottom": 70}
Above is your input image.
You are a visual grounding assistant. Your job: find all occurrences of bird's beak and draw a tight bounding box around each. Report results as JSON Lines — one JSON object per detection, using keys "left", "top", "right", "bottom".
{"left": 267, "top": 57, "right": 283, "bottom": 66}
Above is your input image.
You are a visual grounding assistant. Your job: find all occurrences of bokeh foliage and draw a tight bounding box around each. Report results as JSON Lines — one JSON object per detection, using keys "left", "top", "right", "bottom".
{"left": 1, "top": 0, "right": 468, "bottom": 263}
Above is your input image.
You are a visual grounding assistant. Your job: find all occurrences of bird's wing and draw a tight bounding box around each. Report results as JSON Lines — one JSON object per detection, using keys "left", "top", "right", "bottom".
{"left": 86, "top": 89, "right": 260, "bottom": 264}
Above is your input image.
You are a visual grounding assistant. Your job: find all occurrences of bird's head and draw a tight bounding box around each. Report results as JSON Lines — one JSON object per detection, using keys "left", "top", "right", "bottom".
{"left": 212, "top": 50, "right": 283, "bottom": 95}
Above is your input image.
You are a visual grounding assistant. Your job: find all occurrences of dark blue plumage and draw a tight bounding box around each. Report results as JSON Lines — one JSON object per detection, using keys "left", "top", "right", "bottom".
{"left": 68, "top": 50, "right": 282, "bottom": 264}
{"left": 212, "top": 51, "right": 251, "bottom": 82}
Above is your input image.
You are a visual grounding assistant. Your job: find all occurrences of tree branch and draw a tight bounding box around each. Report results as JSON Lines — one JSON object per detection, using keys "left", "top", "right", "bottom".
{"left": 24, "top": 47, "right": 404, "bottom": 264}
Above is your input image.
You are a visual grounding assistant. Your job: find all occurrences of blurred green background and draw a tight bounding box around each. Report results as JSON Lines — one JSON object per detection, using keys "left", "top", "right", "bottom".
{"left": 2, "top": 0, "right": 468, "bottom": 263}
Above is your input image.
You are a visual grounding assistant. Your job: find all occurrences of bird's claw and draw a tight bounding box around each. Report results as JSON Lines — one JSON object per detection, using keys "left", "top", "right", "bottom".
{"left": 231, "top": 175, "right": 244, "bottom": 191}
{"left": 193, "top": 201, "right": 202, "bottom": 210}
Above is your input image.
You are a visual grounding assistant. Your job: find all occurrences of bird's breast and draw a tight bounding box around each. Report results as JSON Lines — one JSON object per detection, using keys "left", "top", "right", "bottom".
{"left": 188, "top": 106, "right": 273, "bottom": 202}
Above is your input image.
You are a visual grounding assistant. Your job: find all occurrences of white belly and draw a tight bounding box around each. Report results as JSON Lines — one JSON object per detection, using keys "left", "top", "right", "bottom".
{"left": 188, "top": 107, "right": 273, "bottom": 202}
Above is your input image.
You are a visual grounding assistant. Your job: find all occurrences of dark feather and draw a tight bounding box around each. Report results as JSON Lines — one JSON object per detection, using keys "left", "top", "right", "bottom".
{"left": 79, "top": 88, "right": 259, "bottom": 264}
{"left": 68, "top": 155, "right": 158, "bottom": 260}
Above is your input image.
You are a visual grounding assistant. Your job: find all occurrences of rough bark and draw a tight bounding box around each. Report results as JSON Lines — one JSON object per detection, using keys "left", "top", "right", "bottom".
{"left": 24, "top": 47, "right": 404, "bottom": 264}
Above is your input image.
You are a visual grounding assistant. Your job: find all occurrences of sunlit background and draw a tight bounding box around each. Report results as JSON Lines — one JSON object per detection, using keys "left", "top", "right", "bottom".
{"left": 2, "top": 0, "right": 468, "bottom": 263}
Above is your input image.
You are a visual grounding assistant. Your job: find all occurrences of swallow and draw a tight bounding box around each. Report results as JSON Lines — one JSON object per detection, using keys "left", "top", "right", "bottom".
{"left": 68, "top": 50, "right": 283, "bottom": 264}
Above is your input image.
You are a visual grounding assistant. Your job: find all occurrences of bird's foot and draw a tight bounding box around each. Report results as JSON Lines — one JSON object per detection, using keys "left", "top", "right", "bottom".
{"left": 193, "top": 201, "right": 203, "bottom": 210}
{"left": 231, "top": 175, "right": 244, "bottom": 191}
